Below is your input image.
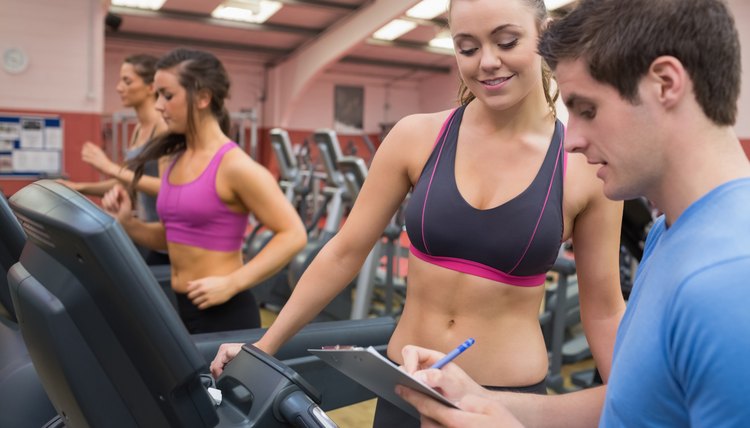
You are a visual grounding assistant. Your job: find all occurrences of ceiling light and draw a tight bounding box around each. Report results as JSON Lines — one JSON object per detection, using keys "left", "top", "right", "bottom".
{"left": 406, "top": 0, "right": 448, "bottom": 20}
{"left": 111, "top": 0, "right": 166, "bottom": 10}
{"left": 373, "top": 19, "right": 418, "bottom": 41}
{"left": 544, "top": 0, "right": 576, "bottom": 10}
{"left": 212, "top": 0, "right": 282, "bottom": 23}
{"left": 428, "top": 35, "right": 454, "bottom": 51}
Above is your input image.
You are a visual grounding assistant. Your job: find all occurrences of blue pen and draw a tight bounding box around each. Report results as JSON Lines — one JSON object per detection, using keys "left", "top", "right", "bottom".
{"left": 430, "top": 338, "right": 475, "bottom": 369}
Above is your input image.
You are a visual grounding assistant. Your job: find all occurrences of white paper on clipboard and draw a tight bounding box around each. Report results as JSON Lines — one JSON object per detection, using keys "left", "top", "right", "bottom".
{"left": 308, "top": 346, "right": 459, "bottom": 419}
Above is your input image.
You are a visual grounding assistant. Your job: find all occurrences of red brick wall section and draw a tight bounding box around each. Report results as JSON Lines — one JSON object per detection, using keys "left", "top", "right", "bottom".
{"left": 0, "top": 109, "right": 102, "bottom": 197}
{"left": 0, "top": 119, "right": 381, "bottom": 196}
{"left": 742, "top": 139, "right": 750, "bottom": 160}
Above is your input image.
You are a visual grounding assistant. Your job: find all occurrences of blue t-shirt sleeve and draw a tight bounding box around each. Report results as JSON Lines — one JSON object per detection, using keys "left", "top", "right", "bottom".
{"left": 668, "top": 257, "right": 750, "bottom": 427}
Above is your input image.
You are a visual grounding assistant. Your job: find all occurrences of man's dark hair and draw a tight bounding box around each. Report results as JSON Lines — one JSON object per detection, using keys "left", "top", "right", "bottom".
{"left": 538, "top": 0, "right": 741, "bottom": 126}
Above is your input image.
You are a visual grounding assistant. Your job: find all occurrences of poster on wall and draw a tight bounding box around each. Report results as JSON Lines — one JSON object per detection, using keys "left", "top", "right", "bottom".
{"left": 20, "top": 118, "right": 44, "bottom": 149}
{"left": 0, "top": 115, "right": 63, "bottom": 178}
{"left": 334, "top": 85, "right": 364, "bottom": 133}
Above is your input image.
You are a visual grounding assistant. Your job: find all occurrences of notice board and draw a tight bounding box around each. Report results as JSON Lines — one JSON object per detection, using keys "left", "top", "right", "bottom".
{"left": 0, "top": 114, "right": 63, "bottom": 178}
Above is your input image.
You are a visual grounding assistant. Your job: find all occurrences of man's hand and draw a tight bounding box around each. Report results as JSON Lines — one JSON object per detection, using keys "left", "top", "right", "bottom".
{"left": 401, "top": 345, "right": 488, "bottom": 401}
{"left": 397, "top": 386, "right": 524, "bottom": 428}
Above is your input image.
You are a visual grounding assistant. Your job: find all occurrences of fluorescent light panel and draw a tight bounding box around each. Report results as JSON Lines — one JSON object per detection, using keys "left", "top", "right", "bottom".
{"left": 428, "top": 35, "right": 454, "bottom": 51}
{"left": 373, "top": 19, "right": 418, "bottom": 41}
{"left": 544, "top": 0, "right": 576, "bottom": 10}
{"left": 406, "top": 0, "right": 448, "bottom": 20}
{"left": 111, "top": 0, "right": 166, "bottom": 10}
{"left": 212, "top": 0, "right": 282, "bottom": 23}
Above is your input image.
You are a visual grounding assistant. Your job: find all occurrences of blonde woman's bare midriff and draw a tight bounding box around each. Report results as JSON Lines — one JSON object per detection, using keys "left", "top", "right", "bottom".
{"left": 167, "top": 241, "right": 243, "bottom": 294}
{"left": 388, "top": 254, "right": 549, "bottom": 387}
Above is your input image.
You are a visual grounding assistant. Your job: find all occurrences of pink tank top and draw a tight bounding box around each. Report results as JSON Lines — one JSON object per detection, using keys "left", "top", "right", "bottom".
{"left": 156, "top": 142, "right": 248, "bottom": 252}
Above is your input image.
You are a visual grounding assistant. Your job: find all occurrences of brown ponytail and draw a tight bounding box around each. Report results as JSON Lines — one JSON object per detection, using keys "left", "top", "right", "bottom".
{"left": 128, "top": 48, "right": 232, "bottom": 190}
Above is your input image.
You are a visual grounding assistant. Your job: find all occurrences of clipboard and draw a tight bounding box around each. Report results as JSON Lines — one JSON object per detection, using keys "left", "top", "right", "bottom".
{"left": 308, "top": 346, "right": 459, "bottom": 419}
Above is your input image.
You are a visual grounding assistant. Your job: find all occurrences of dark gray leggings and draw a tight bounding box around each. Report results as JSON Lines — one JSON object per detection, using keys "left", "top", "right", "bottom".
{"left": 372, "top": 377, "right": 548, "bottom": 428}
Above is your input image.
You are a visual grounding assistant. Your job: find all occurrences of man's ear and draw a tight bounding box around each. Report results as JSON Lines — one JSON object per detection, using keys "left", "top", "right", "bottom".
{"left": 648, "top": 56, "right": 688, "bottom": 109}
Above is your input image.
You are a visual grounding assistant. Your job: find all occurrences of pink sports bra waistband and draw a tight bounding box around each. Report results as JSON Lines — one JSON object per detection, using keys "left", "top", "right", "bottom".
{"left": 410, "top": 244, "right": 546, "bottom": 287}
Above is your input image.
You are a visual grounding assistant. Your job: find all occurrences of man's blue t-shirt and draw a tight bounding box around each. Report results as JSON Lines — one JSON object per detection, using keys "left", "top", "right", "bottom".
{"left": 600, "top": 178, "right": 750, "bottom": 427}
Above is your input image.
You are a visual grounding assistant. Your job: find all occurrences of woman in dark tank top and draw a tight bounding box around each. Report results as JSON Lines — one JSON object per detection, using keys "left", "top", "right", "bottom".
{"left": 211, "top": 2, "right": 626, "bottom": 427}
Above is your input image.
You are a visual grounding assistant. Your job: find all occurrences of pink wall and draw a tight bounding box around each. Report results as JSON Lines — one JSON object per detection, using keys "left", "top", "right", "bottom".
{"left": 288, "top": 73, "right": 423, "bottom": 134}
{"left": 103, "top": 40, "right": 267, "bottom": 115}
{"left": 0, "top": 0, "right": 105, "bottom": 196}
{"left": 0, "top": 0, "right": 104, "bottom": 113}
{"left": 419, "top": 70, "right": 461, "bottom": 113}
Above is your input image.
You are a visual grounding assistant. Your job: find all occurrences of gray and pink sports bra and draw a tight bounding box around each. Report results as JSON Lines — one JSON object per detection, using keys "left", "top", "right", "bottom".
{"left": 405, "top": 105, "right": 566, "bottom": 287}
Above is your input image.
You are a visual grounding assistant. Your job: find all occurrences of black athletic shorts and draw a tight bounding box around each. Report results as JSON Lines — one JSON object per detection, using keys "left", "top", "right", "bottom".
{"left": 176, "top": 289, "right": 261, "bottom": 334}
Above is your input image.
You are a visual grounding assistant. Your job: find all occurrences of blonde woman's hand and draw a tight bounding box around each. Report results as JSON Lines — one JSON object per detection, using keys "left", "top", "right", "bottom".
{"left": 210, "top": 342, "right": 244, "bottom": 378}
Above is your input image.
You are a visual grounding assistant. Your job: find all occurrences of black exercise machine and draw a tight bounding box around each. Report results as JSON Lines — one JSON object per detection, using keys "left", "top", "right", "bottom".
{"left": 5, "top": 181, "right": 394, "bottom": 427}
{"left": 0, "top": 192, "right": 57, "bottom": 428}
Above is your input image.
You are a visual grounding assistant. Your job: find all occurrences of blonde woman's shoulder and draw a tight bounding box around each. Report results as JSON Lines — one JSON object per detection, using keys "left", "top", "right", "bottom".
{"left": 378, "top": 108, "right": 457, "bottom": 179}
{"left": 384, "top": 109, "right": 456, "bottom": 150}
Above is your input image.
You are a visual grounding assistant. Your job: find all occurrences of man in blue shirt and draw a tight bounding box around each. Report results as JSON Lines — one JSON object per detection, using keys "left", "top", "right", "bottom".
{"left": 396, "top": 0, "right": 750, "bottom": 426}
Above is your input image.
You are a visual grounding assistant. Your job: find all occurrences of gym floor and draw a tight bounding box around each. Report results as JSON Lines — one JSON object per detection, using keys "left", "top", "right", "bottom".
{"left": 258, "top": 309, "right": 595, "bottom": 427}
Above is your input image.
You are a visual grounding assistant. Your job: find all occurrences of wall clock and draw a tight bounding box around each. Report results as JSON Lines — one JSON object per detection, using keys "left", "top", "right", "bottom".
{"left": 3, "top": 47, "right": 29, "bottom": 74}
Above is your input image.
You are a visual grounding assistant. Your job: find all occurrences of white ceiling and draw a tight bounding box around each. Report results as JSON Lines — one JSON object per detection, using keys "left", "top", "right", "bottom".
{"left": 106, "top": 0, "right": 457, "bottom": 82}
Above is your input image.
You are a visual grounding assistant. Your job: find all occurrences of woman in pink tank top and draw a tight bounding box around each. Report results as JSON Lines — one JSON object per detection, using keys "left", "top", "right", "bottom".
{"left": 102, "top": 49, "right": 306, "bottom": 334}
